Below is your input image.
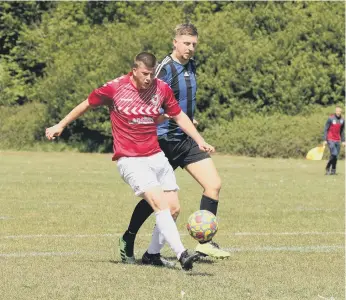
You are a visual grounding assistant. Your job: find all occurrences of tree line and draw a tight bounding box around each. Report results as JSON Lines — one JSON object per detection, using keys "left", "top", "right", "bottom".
{"left": 0, "top": 1, "right": 344, "bottom": 157}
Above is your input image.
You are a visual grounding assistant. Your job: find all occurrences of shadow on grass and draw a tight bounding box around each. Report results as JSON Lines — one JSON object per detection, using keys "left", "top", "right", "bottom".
{"left": 109, "top": 259, "right": 125, "bottom": 264}
{"left": 164, "top": 256, "right": 217, "bottom": 265}
{"left": 109, "top": 259, "right": 180, "bottom": 270}
{"left": 108, "top": 259, "right": 214, "bottom": 275}
{"left": 108, "top": 259, "right": 149, "bottom": 264}
{"left": 185, "top": 271, "right": 214, "bottom": 277}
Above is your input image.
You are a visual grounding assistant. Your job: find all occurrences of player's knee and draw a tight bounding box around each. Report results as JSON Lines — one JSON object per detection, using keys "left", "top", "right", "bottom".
{"left": 170, "top": 204, "right": 181, "bottom": 220}
{"left": 144, "top": 190, "right": 168, "bottom": 211}
{"left": 215, "top": 177, "right": 222, "bottom": 193}
{"left": 204, "top": 177, "right": 222, "bottom": 196}
{"left": 164, "top": 190, "right": 180, "bottom": 217}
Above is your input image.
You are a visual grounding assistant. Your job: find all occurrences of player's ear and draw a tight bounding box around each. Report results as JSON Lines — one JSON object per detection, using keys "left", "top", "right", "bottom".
{"left": 132, "top": 61, "right": 138, "bottom": 75}
{"left": 173, "top": 38, "right": 178, "bottom": 48}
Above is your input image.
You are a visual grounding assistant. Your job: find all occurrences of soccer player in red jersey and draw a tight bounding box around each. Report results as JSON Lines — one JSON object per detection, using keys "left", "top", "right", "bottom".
{"left": 121, "top": 24, "right": 230, "bottom": 267}
{"left": 323, "top": 106, "right": 345, "bottom": 175}
{"left": 45, "top": 52, "right": 214, "bottom": 270}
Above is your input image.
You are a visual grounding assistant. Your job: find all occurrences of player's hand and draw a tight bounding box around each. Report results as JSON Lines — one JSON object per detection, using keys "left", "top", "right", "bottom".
{"left": 198, "top": 141, "right": 215, "bottom": 153}
{"left": 155, "top": 114, "right": 172, "bottom": 124}
{"left": 193, "top": 119, "right": 198, "bottom": 127}
{"left": 323, "top": 141, "right": 327, "bottom": 146}
{"left": 342, "top": 142, "right": 346, "bottom": 147}
{"left": 45, "top": 124, "right": 64, "bottom": 140}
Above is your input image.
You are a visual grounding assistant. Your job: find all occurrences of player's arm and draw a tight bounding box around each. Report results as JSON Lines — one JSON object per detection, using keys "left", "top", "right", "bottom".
{"left": 162, "top": 85, "right": 214, "bottom": 152}
{"left": 341, "top": 121, "right": 345, "bottom": 145}
{"left": 45, "top": 84, "right": 113, "bottom": 140}
{"left": 155, "top": 108, "right": 171, "bottom": 124}
{"left": 45, "top": 99, "right": 91, "bottom": 140}
{"left": 173, "top": 111, "right": 214, "bottom": 152}
{"left": 159, "top": 113, "right": 198, "bottom": 127}
{"left": 323, "top": 117, "right": 331, "bottom": 145}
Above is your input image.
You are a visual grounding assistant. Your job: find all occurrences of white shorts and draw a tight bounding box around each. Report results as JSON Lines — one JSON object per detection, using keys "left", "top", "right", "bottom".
{"left": 117, "top": 151, "right": 179, "bottom": 196}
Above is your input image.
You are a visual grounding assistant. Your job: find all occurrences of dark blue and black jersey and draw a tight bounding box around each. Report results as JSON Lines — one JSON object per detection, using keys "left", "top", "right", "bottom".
{"left": 156, "top": 55, "right": 197, "bottom": 141}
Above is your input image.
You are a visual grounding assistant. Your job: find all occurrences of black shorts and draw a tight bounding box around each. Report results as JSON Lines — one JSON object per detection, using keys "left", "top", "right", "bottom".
{"left": 158, "top": 136, "right": 210, "bottom": 170}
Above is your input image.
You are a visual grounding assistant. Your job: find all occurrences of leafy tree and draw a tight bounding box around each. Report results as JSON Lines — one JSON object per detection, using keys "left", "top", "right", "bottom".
{"left": 0, "top": 1, "right": 344, "bottom": 155}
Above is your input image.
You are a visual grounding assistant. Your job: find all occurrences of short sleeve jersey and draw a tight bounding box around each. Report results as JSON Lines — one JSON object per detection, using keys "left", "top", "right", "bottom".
{"left": 324, "top": 114, "right": 345, "bottom": 142}
{"left": 155, "top": 56, "right": 197, "bottom": 141}
{"left": 88, "top": 73, "right": 181, "bottom": 160}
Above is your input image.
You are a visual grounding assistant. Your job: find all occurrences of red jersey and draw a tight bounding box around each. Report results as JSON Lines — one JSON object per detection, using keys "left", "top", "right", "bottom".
{"left": 88, "top": 73, "right": 181, "bottom": 160}
{"left": 324, "top": 114, "right": 345, "bottom": 142}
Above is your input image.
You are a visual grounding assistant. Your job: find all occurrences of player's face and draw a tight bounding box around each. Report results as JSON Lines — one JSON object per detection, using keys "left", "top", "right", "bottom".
{"left": 132, "top": 62, "right": 155, "bottom": 90}
{"left": 173, "top": 34, "right": 198, "bottom": 62}
{"left": 335, "top": 107, "right": 342, "bottom": 117}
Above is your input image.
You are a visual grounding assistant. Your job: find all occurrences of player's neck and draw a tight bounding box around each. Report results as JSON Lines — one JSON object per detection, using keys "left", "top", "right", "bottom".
{"left": 171, "top": 52, "right": 189, "bottom": 65}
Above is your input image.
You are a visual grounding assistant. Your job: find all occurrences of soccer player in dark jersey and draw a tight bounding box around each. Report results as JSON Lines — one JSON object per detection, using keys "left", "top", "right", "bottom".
{"left": 120, "top": 24, "right": 230, "bottom": 267}
{"left": 45, "top": 52, "right": 216, "bottom": 271}
{"left": 323, "top": 106, "right": 345, "bottom": 175}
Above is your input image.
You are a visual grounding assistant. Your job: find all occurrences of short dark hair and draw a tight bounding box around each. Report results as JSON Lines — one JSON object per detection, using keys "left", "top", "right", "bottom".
{"left": 174, "top": 23, "right": 198, "bottom": 37}
{"left": 133, "top": 52, "right": 156, "bottom": 68}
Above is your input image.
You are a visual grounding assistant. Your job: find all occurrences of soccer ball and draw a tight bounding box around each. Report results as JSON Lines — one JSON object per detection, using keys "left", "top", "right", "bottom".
{"left": 186, "top": 210, "right": 218, "bottom": 242}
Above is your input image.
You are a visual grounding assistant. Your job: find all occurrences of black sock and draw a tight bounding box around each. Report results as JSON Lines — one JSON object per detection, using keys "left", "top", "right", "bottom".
{"left": 199, "top": 195, "right": 219, "bottom": 244}
{"left": 200, "top": 195, "right": 219, "bottom": 216}
{"left": 126, "top": 199, "right": 154, "bottom": 236}
{"left": 122, "top": 230, "right": 136, "bottom": 256}
{"left": 122, "top": 199, "right": 153, "bottom": 256}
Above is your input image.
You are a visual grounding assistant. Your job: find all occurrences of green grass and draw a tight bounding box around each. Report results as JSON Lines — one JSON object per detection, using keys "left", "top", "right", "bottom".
{"left": 0, "top": 152, "right": 344, "bottom": 300}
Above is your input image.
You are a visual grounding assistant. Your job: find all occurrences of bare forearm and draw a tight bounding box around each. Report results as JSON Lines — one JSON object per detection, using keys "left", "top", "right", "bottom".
{"left": 59, "top": 99, "right": 90, "bottom": 128}
{"left": 173, "top": 111, "right": 204, "bottom": 144}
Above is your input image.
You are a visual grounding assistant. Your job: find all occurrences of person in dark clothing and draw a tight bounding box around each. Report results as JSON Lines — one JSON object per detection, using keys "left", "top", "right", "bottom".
{"left": 323, "top": 106, "right": 345, "bottom": 175}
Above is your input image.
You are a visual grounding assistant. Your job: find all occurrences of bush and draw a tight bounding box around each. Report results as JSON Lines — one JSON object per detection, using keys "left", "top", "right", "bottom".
{"left": 203, "top": 106, "right": 345, "bottom": 159}
{"left": 0, "top": 102, "right": 111, "bottom": 152}
{"left": 0, "top": 102, "right": 47, "bottom": 149}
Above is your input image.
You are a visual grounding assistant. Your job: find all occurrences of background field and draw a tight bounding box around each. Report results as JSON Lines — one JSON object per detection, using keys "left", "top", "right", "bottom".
{"left": 0, "top": 152, "right": 344, "bottom": 300}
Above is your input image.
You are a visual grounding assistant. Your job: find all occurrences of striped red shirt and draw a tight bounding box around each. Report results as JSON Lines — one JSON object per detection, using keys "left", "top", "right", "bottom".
{"left": 88, "top": 73, "right": 181, "bottom": 160}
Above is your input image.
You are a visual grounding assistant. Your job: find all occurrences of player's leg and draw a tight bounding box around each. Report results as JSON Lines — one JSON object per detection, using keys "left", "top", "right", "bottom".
{"left": 142, "top": 152, "right": 198, "bottom": 269}
{"left": 118, "top": 153, "right": 197, "bottom": 270}
{"left": 141, "top": 188, "right": 181, "bottom": 255}
{"left": 326, "top": 141, "right": 335, "bottom": 175}
{"left": 119, "top": 141, "right": 178, "bottom": 260}
{"left": 143, "top": 190, "right": 180, "bottom": 267}
{"left": 120, "top": 199, "right": 153, "bottom": 260}
{"left": 147, "top": 191, "right": 180, "bottom": 255}
{"left": 330, "top": 142, "right": 340, "bottom": 175}
{"left": 185, "top": 158, "right": 221, "bottom": 209}
{"left": 117, "top": 157, "right": 155, "bottom": 264}
{"left": 182, "top": 138, "right": 230, "bottom": 258}
{"left": 122, "top": 189, "right": 180, "bottom": 262}
{"left": 141, "top": 187, "right": 198, "bottom": 270}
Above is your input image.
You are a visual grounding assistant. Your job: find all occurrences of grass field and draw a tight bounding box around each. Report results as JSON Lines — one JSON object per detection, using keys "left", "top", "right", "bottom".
{"left": 0, "top": 151, "right": 344, "bottom": 300}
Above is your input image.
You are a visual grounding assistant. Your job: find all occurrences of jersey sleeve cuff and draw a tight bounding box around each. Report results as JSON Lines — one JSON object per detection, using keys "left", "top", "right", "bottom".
{"left": 168, "top": 107, "right": 182, "bottom": 117}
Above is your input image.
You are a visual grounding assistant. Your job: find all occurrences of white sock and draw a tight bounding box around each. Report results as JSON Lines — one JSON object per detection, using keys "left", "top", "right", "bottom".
{"left": 155, "top": 209, "right": 185, "bottom": 259}
{"left": 147, "top": 225, "right": 165, "bottom": 254}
